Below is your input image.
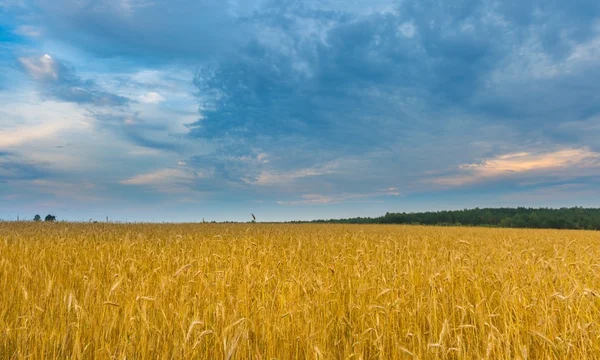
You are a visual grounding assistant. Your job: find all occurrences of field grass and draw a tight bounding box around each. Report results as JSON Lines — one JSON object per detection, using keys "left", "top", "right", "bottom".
{"left": 1, "top": 223, "right": 600, "bottom": 359}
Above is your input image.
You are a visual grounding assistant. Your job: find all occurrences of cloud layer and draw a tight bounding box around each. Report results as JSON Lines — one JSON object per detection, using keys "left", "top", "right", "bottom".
{"left": 433, "top": 148, "right": 600, "bottom": 186}
{"left": 1, "top": 0, "right": 600, "bottom": 220}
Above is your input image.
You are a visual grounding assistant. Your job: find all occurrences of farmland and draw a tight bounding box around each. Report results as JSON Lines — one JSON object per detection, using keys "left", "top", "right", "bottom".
{"left": 1, "top": 223, "right": 600, "bottom": 359}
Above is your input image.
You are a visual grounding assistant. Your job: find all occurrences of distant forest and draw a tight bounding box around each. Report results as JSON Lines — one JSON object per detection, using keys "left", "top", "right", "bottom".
{"left": 296, "top": 208, "right": 600, "bottom": 230}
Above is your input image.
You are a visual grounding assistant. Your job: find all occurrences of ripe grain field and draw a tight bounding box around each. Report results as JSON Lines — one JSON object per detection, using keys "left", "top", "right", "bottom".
{"left": 1, "top": 223, "right": 600, "bottom": 359}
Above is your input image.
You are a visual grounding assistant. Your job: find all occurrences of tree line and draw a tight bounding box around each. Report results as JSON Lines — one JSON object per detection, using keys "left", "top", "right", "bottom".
{"left": 34, "top": 214, "right": 56, "bottom": 222}
{"left": 296, "top": 207, "right": 600, "bottom": 230}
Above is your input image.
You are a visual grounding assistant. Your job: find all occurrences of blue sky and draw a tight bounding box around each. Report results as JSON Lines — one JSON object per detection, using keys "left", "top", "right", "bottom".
{"left": 1, "top": 0, "right": 599, "bottom": 222}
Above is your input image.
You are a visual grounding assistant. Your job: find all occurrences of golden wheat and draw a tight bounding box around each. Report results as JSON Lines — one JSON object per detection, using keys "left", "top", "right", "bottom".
{"left": 1, "top": 223, "right": 599, "bottom": 359}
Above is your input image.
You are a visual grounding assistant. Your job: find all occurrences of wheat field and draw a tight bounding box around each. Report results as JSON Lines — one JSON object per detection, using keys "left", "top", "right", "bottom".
{"left": 1, "top": 223, "right": 600, "bottom": 359}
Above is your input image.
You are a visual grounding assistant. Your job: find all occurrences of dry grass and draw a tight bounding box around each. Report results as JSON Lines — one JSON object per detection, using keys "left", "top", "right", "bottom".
{"left": 1, "top": 223, "right": 600, "bottom": 359}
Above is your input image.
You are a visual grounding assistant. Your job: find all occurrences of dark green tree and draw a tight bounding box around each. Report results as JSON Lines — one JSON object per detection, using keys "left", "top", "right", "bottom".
{"left": 298, "top": 207, "right": 600, "bottom": 230}
{"left": 33, "top": 214, "right": 41, "bottom": 222}
{"left": 45, "top": 214, "right": 56, "bottom": 222}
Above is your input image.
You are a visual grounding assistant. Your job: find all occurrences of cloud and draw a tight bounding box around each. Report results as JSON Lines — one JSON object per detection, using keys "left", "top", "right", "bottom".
{"left": 2, "top": 0, "right": 600, "bottom": 219}
{"left": 121, "top": 168, "right": 193, "bottom": 186}
{"left": 278, "top": 194, "right": 336, "bottom": 205}
{"left": 252, "top": 163, "right": 337, "bottom": 186}
{"left": 0, "top": 153, "right": 49, "bottom": 182}
{"left": 0, "top": 95, "right": 91, "bottom": 171}
{"left": 184, "top": 0, "right": 600, "bottom": 199}
{"left": 0, "top": 122, "right": 69, "bottom": 148}
{"left": 18, "top": 54, "right": 129, "bottom": 106}
{"left": 189, "top": 4, "right": 485, "bottom": 154}
{"left": 278, "top": 189, "right": 401, "bottom": 205}
{"left": 432, "top": 148, "right": 600, "bottom": 186}
{"left": 17, "top": 0, "right": 243, "bottom": 61}
{"left": 120, "top": 167, "right": 211, "bottom": 193}
{"left": 397, "top": 21, "right": 416, "bottom": 38}
{"left": 19, "top": 54, "right": 57, "bottom": 80}
{"left": 13, "top": 24, "right": 41, "bottom": 37}
{"left": 383, "top": 187, "right": 401, "bottom": 196}
{"left": 92, "top": 112, "right": 183, "bottom": 151}
{"left": 138, "top": 92, "right": 164, "bottom": 104}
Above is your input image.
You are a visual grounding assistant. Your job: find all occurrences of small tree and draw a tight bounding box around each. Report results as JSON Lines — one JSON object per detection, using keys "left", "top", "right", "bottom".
{"left": 45, "top": 214, "right": 56, "bottom": 222}
{"left": 33, "top": 214, "right": 41, "bottom": 222}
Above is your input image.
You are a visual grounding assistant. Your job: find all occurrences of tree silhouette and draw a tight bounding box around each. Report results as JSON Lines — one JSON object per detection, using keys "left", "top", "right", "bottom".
{"left": 45, "top": 214, "right": 56, "bottom": 222}
{"left": 33, "top": 214, "right": 41, "bottom": 222}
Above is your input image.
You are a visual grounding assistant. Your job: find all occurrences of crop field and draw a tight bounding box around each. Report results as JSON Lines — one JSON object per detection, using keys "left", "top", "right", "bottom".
{"left": 1, "top": 223, "right": 600, "bottom": 359}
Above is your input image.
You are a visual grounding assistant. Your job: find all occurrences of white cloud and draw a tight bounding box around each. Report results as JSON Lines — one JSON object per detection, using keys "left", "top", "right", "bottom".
{"left": 432, "top": 148, "right": 600, "bottom": 186}
{"left": 121, "top": 167, "right": 212, "bottom": 192}
{"left": 278, "top": 189, "right": 401, "bottom": 205}
{"left": 383, "top": 187, "right": 401, "bottom": 196}
{"left": 252, "top": 164, "right": 336, "bottom": 185}
{"left": 18, "top": 54, "right": 58, "bottom": 81}
{"left": 278, "top": 194, "right": 335, "bottom": 205}
{"left": 568, "top": 32, "right": 600, "bottom": 64}
{"left": 0, "top": 91, "right": 176, "bottom": 178}
{"left": 0, "top": 94, "right": 88, "bottom": 149}
{"left": 101, "top": 68, "right": 198, "bottom": 134}
{"left": 121, "top": 168, "right": 193, "bottom": 185}
{"left": 138, "top": 91, "right": 165, "bottom": 104}
{"left": 123, "top": 115, "right": 136, "bottom": 125}
{"left": 0, "top": 122, "right": 69, "bottom": 148}
{"left": 14, "top": 25, "right": 42, "bottom": 37}
{"left": 256, "top": 153, "right": 269, "bottom": 163}
{"left": 398, "top": 21, "right": 417, "bottom": 39}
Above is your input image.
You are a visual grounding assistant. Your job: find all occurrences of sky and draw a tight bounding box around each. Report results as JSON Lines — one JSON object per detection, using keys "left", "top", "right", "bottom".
{"left": 1, "top": 0, "right": 600, "bottom": 222}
